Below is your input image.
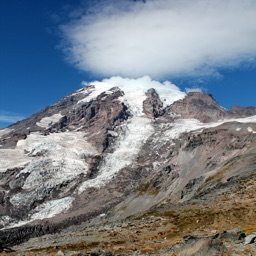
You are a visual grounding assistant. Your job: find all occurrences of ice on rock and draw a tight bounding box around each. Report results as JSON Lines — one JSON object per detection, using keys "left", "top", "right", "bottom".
{"left": 247, "top": 126, "right": 256, "bottom": 133}
{"left": 0, "top": 148, "right": 30, "bottom": 172}
{"left": 36, "top": 113, "right": 64, "bottom": 128}
{"left": 30, "top": 197, "right": 74, "bottom": 220}
{"left": 3, "top": 197, "right": 74, "bottom": 229}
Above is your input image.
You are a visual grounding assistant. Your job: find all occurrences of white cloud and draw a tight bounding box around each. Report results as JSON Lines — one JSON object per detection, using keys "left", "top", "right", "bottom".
{"left": 81, "top": 75, "right": 185, "bottom": 109}
{"left": 0, "top": 111, "right": 25, "bottom": 124}
{"left": 60, "top": 0, "right": 256, "bottom": 78}
{"left": 185, "top": 87, "right": 203, "bottom": 93}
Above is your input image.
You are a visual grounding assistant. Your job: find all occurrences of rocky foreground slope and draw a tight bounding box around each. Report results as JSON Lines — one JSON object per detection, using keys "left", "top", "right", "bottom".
{"left": 0, "top": 77, "right": 256, "bottom": 255}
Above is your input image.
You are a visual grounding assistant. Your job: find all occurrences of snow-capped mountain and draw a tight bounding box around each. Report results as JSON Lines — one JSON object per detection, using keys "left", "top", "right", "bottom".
{"left": 0, "top": 77, "right": 256, "bottom": 250}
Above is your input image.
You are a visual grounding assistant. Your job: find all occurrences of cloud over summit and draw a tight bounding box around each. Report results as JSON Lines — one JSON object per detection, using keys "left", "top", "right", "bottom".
{"left": 61, "top": 0, "right": 256, "bottom": 78}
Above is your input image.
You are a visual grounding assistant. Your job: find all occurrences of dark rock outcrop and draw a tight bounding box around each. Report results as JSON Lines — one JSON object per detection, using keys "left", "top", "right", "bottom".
{"left": 170, "top": 234, "right": 227, "bottom": 256}
{"left": 143, "top": 88, "right": 164, "bottom": 118}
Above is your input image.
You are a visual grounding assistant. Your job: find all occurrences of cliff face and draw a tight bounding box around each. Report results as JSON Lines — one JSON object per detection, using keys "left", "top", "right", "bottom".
{"left": 0, "top": 82, "right": 256, "bottom": 252}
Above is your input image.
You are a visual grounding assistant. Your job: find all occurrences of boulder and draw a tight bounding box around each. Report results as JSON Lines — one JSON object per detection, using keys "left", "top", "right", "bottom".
{"left": 214, "top": 227, "right": 246, "bottom": 243}
{"left": 175, "top": 235, "right": 227, "bottom": 256}
{"left": 244, "top": 233, "right": 256, "bottom": 245}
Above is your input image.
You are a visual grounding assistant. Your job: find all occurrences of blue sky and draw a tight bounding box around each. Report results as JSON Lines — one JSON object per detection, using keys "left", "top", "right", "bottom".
{"left": 1, "top": 0, "right": 256, "bottom": 128}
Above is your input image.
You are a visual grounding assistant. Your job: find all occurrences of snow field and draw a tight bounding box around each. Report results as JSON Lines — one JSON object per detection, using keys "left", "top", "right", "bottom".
{"left": 7, "top": 131, "right": 98, "bottom": 224}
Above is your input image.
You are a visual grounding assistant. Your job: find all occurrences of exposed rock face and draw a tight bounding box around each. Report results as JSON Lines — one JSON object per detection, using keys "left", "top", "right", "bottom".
{"left": 0, "top": 84, "right": 256, "bottom": 251}
{"left": 175, "top": 234, "right": 228, "bottom": 256}
{"left": 230, "top": 105, "right": 256, "bottom": 116}
{"left": 0, "top": 87, "right": 130, "bottom": 151}
{"left": 143, "top": 88, "right": 164, "bottom": 118}
{"left": 0, "top": 91, "right": 86, "bottom": 149}
{"left": 167, "top": 92, "right": 256, "bottom": 122}
{"left": 166, "top": 92, "right": 227, "bottom": 122}
{"left": 61, "top": 87, "right": 130, "bottom": 151}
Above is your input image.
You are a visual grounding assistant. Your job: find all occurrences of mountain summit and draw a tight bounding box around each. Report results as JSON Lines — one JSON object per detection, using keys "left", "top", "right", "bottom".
{"left": 0, "top": 78, "right": 256, "bottom": 254}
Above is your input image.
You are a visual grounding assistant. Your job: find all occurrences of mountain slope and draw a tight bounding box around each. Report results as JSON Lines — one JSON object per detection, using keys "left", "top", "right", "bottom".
{"left": 0, "top": 78, "right": 256, "bottom": 253}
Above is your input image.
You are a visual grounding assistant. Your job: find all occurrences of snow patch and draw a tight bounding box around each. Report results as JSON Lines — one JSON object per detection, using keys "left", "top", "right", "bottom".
{"left": 236, "top": 128, "right": 241, "bottom": 131}
{"left": 30, "top": 197, "right": 74, "bottom": 220}
{"left": 108, "top": 130, "right": 118, "bottom": 137}
{"left": 17, "top": 131, "right": 97, "bottom": 159}
{"left": 247, "top": 127, "right": 256, "bottom": 133}
{"left": 77, "top": 83, "right": 111, "bottom": 104}
{"left": 248, "top": 127, "right": 253, "bottom": 132}
{"left": 153, "top": 116, "right": 256, "bottom": 148}
{"left": 105, "top": 90, "right": 114, "bottom": 95}
{"left": 1, "top": 220, "right": 30, "bottom": 229}
{"left": 236, "top": 115, "right": 256, "bottom": 123}
{"left": 0, "top": 216, "right": 13, "bottom": 227}
{"left": 0, "top": 149, "right": 30, "bottom": 172}
{"left": 36, "top": 113, "right": 63, "bottom": 128}
{"left": 2, "top": 197, "right": 74, "bottom": 229}
{"left": 160, "top": 119, "right": 203, "bottom": 140}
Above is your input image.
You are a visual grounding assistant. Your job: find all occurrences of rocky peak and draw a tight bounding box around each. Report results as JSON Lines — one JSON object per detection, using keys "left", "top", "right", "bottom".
{"left": 167, "top": 92, "right": 227, "bottom": 122}
{"left": 167, "top": 91, "right": 256, "bottom": 123}
{"left": 229, "top": 105, "right": 256, "bottom": 117}
{"left": 66, "top": 87, "right": 130, "bottom": 152}
{"left": 143, "top": 88, "right": 164, "bottom": 118}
